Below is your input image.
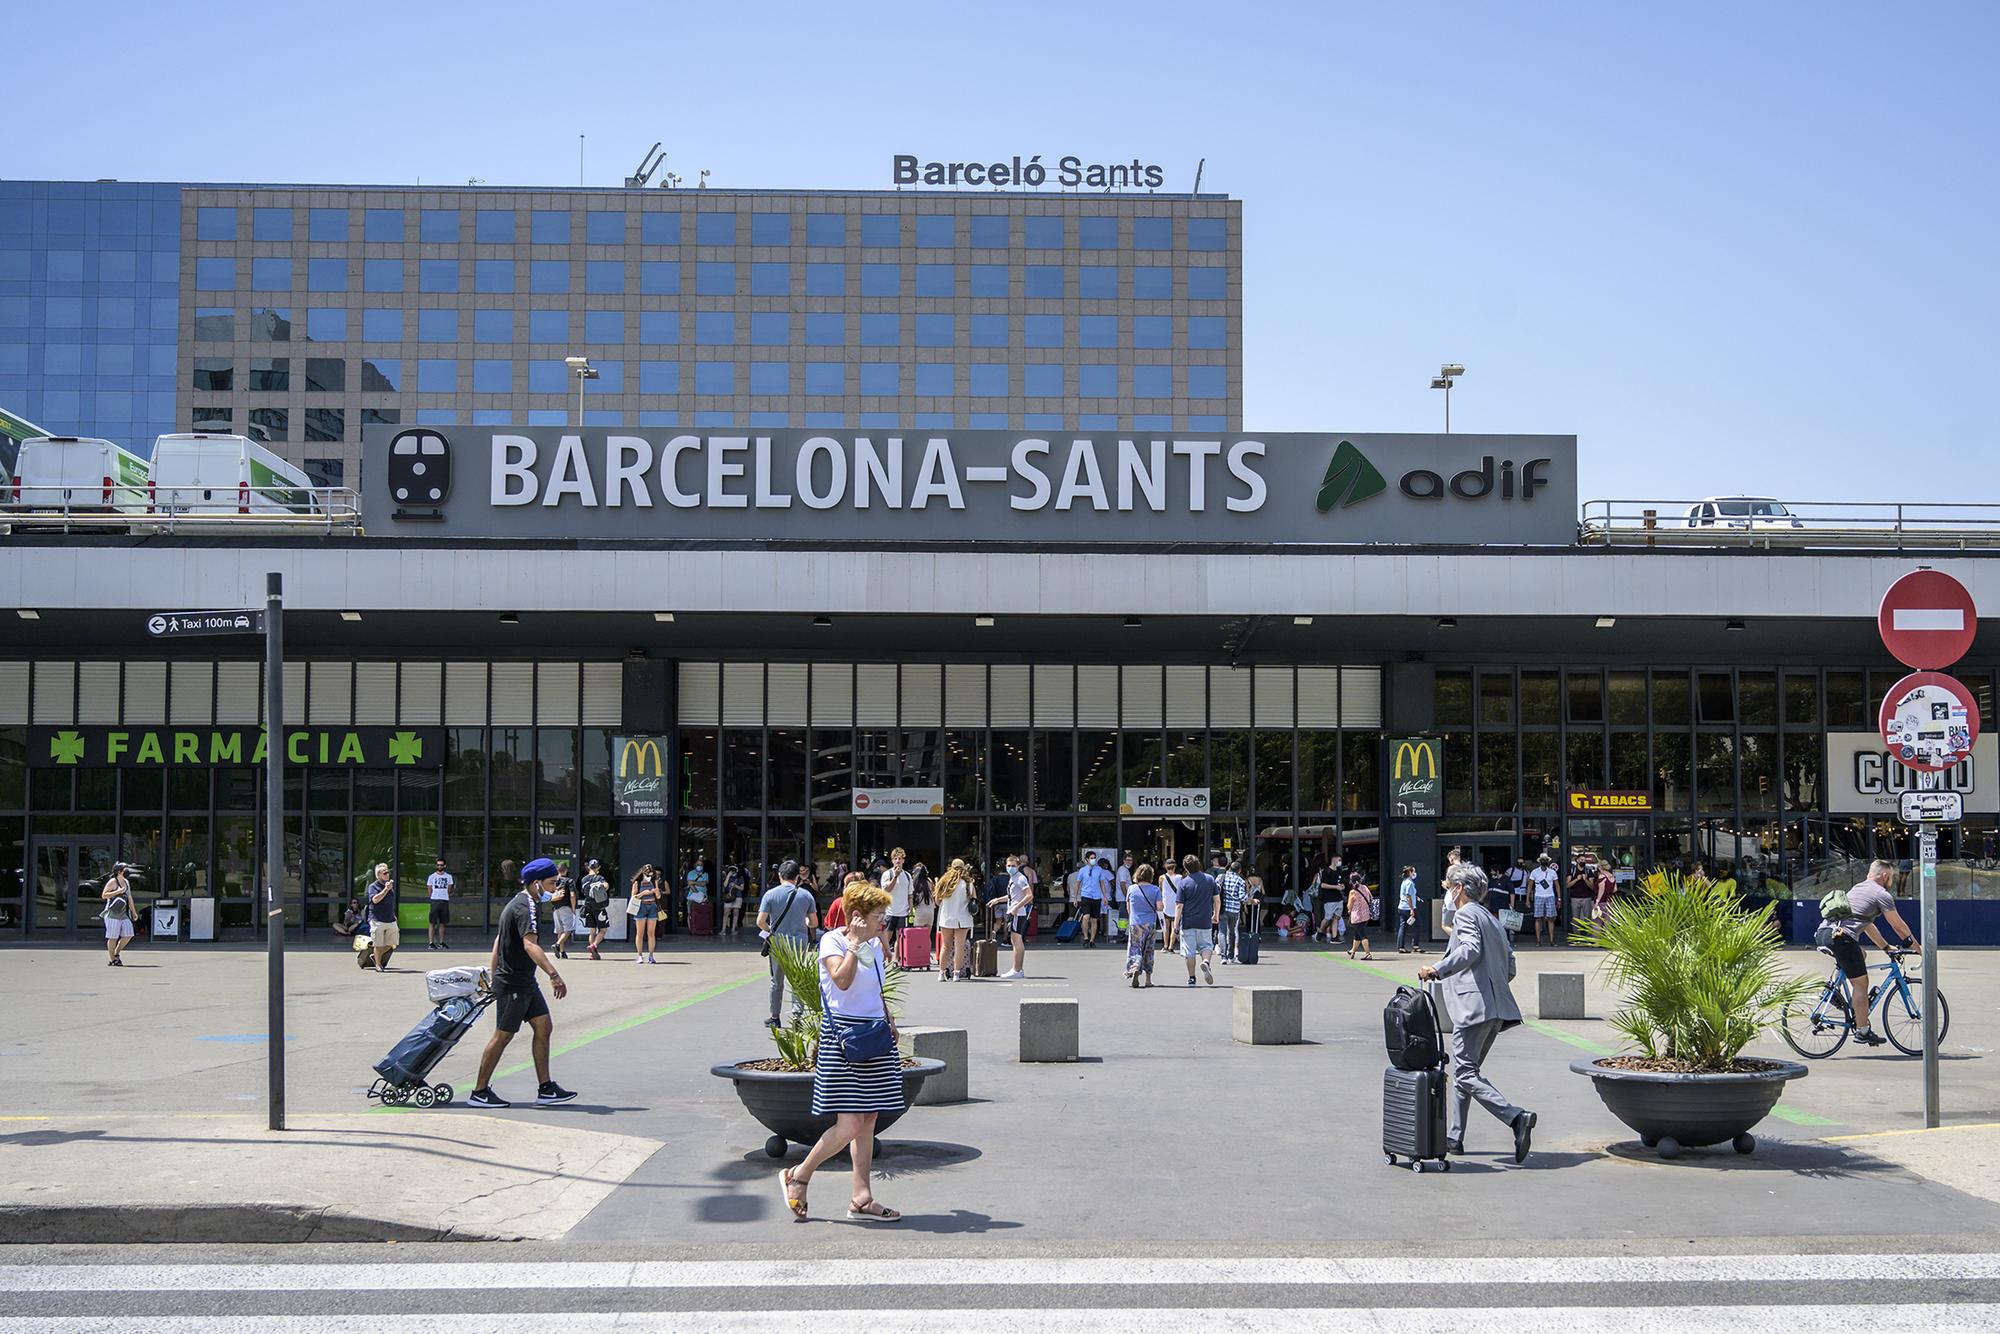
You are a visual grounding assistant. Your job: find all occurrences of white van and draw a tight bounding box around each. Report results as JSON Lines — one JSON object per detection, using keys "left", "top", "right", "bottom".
{"left": 8, "top": 436, "right": 151, "bottom": 511}
{"left": 150, "top": 433, "right": 317, "bottom": 515}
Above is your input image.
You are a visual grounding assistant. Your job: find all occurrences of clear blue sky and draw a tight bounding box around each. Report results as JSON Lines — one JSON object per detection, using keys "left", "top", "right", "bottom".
{"left": 15, "top": 1, "right": 1996, "bottom": 505}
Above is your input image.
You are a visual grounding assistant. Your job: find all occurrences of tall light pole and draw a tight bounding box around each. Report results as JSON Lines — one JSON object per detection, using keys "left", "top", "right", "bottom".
{"left": 565, "top": 355, "right": 598, "bottom": 427}
{"left": 1429, "top": 363, "right": 1465, "bottom": 432}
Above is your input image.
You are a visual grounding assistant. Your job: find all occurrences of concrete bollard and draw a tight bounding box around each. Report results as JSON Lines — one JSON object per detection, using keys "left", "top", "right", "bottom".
{"left": 1539, "top": 972, "right": 1587, "bottom": 1020}
{"left": 901, "top": 1026, "right": 968, "bottom": 1104}
{"left": 1019, "top": 999, "right": 1079, "bottom": 1063}
{"left": 1231, "top": 986, "right": 1303, "bottom": 1045}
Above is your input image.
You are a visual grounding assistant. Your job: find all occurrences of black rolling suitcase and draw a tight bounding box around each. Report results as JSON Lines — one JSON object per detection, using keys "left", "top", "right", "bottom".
{"left": 1237, "top": 906, "right": 1260, "bottom": 964}
{"left": 1382, "top": 985, "right": 1450, "bottom": 1172}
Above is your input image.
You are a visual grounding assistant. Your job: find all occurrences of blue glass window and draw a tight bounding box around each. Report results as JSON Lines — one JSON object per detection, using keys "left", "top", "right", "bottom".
{"left": 46, "top": 250, "right": 82, "bottom": 281}
{"left": 804, "top": 362, "right": 844, "bottom": 395}
{"left": 1025, "top": 315, "right": 1063, "bottom": 348}
{"left": 641, "top": 213, "right": 680, "bottom": 245}
{"left": 364, "top": 259, "right": 403, "bottom": 292}
{"left": 528, "top": 310, "right": 568, "bottom": 343}
{"left": 97, "top": 297, "right": 135, "bottom": 329}
{"left": 1079, "top": 365, "right": 1116, "bottom": 397}
{"left": 1024, "top": 217, "right": 1064, "bottom": 249}
{"left": 46, "top": 344, "right": 84, "bottom": 374}
{"left": 639, "top": 410, "right": 679, "bottom": 426}
{"left": 915, "top": 264, "right": 954, "bottom": 297}
{"left": 418, "top": 259, "right": 458, "bottom": 293}
{"left": 969, "top": 264, "right": 1007, "bottom": 297}
{"left": 1187, "top": 267, "right": 1227, "bottom": 300}
{"left": 585, "top": 260, "right": 623, "bottom": 294}
{"left": 694, "top": 361, "right": 734, "bottom": 395}
{"left": 471, "top": 410, "right": 511, "bottom": 426}
{"left": 804, "top": 313, "right": 844, "bottom": 345}
{"left": 750, "top": 212, "right": 791, "bottom": 246}
{"left": 1132, "top": 217, "right": 1171, "bottom": 251}
{"left": 361, "top": 309, "right": 402, "bottom": 341}
{"left": 806, "top": 214, "right": 846, "bottom": 246}
{"left": 751, "top": 262, "right": 790, "bottom": 295}
{"left": 531, "top": 210, "right": 570, "bottom": 244}
{"left": 1133, "top": 366, "right": 1171, "bottom": 397}
{"left": 860, "top": 314, "right": 899, "bottom": 346}
{"left": 250, "top": 258, "right": 292, "bottom": 291}
{"left": 1079, "top": 266, "right": 1117, "bottom": 299}
{"left": 475, "top": 259, "right": 514, "bottom": 293}
{"left": 639, "top": 311, "right": 678, "bottom": 345}
{"left": 474, "top": 310, "right": 514, "bottom": 343}
{"left": 1187, "top": 218, "right": 1227, "bottom": 251}
{"left": 307, "top": 258, "right": 347, "bottom": 292}
{"left": 1079, "top": 316, "right": 1116, "bottom": 348}
{"left": 361, "top": 357, "right": 400, "bottom": 390}
{"left": 473, "top": 359, "right": 512, "bottom": 393}
{"left": 1187, "top": 316, "right": 1226, "bottom": 349}
{"left": 1134, "top": 316, "right": 1171, "bottom": 349}
{"left": 749, "top": 362, "right": 789, "bottom": 395}
{"left": 1024, "top": 265, "right": 1064, "bottom": 298}
{"left": 860, "top": 216, "right": 900, "bottom": 247}
{"left": 253, "top": 207, "right": 292, "bottom": 241}
{"left": 309, "top": 208, "right": 347, "bottom": 242}
{"left": 802, "top": 412, "right": 842, "bottom": 428}
{"left": 306, "top": 308, "right": 347, "bottom": 342}
{"left": 969, "top": 315, "right": 1007, "bottom": 347}
{"left": 194, "top": 258, "right": 235, "bottom": 290}
{"left": 417, "top": 309, "right": 458, "bottom": 342}
{"left": 859, "top": 363, "right": 899, "bottom": 396}
{"left": 197, "top": 207, "right": 236, "bottom": 240}
{"left": 915, "top": 314, "right": 954, "bottom": 347}
{"left": 1188, "top": 414, "right": 1229, "bottom": 431}
{"left": 416, "top": 358, "right": 457, "bottom": 392}
{"left": 805, "top": 262, "right": 844, "bottom": 295}
{"left": 695, "top": 312, "right": 734, "bottom": 345}
{"left": 584, "top": 310, "right": 624, "bottom": 343}
{"left": 526, "top": 409, "right": 566, "bottom": 425}
{"left": 1024, "top": 364, "right": 1062, "bottom": 397}
{"left": 970, "top": 216, "right": 1009, "bottom": 248}
{"left": 587, "top": 360, "right": 622, "bottom": 392}
{"left": 969, "top": 412, "right": 1008, "bottom": 429}
{"left": 1187, "top": 366, "right": 1227, "bottom": 399}
{"left": 969, "top": 363, "right": 1007, "bottom": 396}
{"left": 0, "top": 249, "right": 27, "bottom": 281}
{"left": 860, "top": 263, "right": 899, "bottom": 297}
{"left": 640, "top": 260, "right": 679, "bottom": 294}
{"left": 1132, "top": 413, "right": 1173, "bottom": 430}
{"left": 587, "top": 211, "right": 625, "bottom": 245}
{"left": 476, "top": 209, "right": 516, "bottom": 243}
{"left": 528, "top": 360, "right": 567, "bottom": 393}
{"left": 530, "top": 260, "right": 569, "bottom": 293}
{"left": 696, "top": 261, "right": 734, "bottom": 295}
{"left": 696, "top": 212, "right": 737, "bottom": 245}
{"left": 1079, "top": 413, "right": 1117, "bottom": 430}
{"left": 914, "top": 216, "right": 955, "bottom": 248}
{"left": 365, "top": 208, "right": 403, "bottom": 242}
{"left": 1134, "top": 266, "right": 1172, "bottom": 299}
{"left": 420, "top": 210, "right": 459, "bottom": 243}
{"left": 750, "top": 313, "right": 789, "bottom": 346}
{"left": 914, "top": 363, "right": 953, "bottom": 396}
{"left": 639, "top": 361, "right": 678, "bottom": 394}
{"left": 1079, "top": 217, "right": 1118, "bottom": 250}
{"left": 859, "top": 412, "right": 899, "bottom": 428}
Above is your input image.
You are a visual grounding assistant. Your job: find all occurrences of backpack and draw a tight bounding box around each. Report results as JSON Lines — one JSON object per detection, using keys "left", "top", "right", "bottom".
{"left": 1819, "top": 887, "right": 1856, "bottom": 921}
{"left": 1384, "top": 985, "right": 1444, "bottom": 1072}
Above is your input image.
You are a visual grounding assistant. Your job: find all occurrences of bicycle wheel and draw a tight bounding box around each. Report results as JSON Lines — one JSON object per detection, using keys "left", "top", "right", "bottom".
{"left": 1882, "top": 985, "right": 1950, "bottom": 1057}
{"left": 1779, "top": 988, "right": 1850, "bottom": 1059}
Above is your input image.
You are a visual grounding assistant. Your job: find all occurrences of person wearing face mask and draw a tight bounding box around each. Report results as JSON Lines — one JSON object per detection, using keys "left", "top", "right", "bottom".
{"left": 1419, "top": 862, "right": 1535, "bottom": 1164}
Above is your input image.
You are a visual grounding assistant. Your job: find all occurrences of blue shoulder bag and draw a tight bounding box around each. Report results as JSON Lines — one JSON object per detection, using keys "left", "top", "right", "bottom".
{"left": 834, "top": 946, "right": 895, "bottom": 1062}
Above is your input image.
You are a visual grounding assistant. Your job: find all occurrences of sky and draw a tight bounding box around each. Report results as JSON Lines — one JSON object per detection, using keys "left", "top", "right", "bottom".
{"left": 12, "top": 1, "right": 1997, "bottom": 506}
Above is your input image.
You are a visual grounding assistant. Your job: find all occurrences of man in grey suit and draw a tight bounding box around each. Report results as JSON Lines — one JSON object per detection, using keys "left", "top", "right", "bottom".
{"left": 1419, "top": 862, "right": 1537, "bottom": 1163}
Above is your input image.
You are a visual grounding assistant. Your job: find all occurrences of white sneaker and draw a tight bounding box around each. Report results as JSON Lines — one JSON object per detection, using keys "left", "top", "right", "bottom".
{"left": 1001, "top": 969, "right": 1025, "bottom": 979}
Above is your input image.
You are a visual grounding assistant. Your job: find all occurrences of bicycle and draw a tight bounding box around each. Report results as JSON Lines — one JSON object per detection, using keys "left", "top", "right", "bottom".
{"left": 1779, "top": 946, "right": 1950, "bottom": 1058}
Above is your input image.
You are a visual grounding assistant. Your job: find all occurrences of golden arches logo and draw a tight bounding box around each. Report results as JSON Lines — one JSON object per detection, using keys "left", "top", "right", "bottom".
{"left": 618, "top": 737, "right": 664, "bottom": 778}
{"left": 1392, "top": 740, "right": 1438, "bottom": 782}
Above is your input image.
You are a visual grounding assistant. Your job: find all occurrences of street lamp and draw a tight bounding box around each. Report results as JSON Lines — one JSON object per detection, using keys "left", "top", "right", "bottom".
{"left": 1429, "top": 363, "right": 1465, "bottom": 432}
{"left": 565, "top": 355, "right": 598, "bottom": 427}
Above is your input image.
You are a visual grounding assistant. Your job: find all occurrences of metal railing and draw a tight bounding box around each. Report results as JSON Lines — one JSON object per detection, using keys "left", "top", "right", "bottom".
{"left": 0, "top": 486, "right": 363, "bottom": 536}
{"left": 1578, "top": 499, "right": 2000, "bottom": 551}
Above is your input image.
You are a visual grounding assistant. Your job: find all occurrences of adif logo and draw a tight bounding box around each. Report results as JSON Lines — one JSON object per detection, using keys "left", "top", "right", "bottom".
{"left": 1317, "top": 440, "right": 1386, "bottom": 513}
{"left": 388, "top": 429, "right": 452, "bottom": 521}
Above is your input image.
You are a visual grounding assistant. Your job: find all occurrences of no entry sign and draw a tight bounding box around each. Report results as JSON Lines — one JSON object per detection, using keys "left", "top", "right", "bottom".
{"left": 1879, "top": 670, "right": 1981, "bottom": 772}
{"left": 1879, "top": 569, "right": 1977, "bottom": 669}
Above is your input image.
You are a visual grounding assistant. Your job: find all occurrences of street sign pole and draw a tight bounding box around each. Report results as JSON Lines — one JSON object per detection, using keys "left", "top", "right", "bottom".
{"left": 264, "top": 572, "right": 286, "bottom": 1133}
{"left": 1920, "top": 818, "right": 1941, "bottom": 1128}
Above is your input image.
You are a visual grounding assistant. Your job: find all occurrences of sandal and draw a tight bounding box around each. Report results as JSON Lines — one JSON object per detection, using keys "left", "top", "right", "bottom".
{"left": 847, "top": 1198, "right": 901, "bottom": 1223}
{"left": 780, "top": 1168, "right": 808, "bottom": 1221}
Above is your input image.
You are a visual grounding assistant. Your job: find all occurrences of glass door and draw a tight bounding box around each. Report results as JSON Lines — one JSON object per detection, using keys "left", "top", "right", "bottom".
{"left": 30, "top": 839, "right": 117, "bottom": 932}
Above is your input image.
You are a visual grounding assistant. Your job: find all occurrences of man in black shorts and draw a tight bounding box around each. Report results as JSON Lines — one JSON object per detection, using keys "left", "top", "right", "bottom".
{"left": 469, "top": 857, "right": 578, "bottom": 1107}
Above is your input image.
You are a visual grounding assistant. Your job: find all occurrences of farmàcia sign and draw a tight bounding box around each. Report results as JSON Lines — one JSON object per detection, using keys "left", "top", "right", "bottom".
{"left": 893, "top": 154, "right": 1163, "bottom": 188}
{"left": 29, "top": 727, "right": 447, "bottom": 768}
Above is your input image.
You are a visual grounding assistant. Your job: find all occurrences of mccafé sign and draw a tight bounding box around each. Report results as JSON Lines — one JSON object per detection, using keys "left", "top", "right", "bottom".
{"left": 612, "top": 734, "right": 668, "bottom": 817}
{"left": 1389, "top": 738, "right": 1442, "bottom": 818}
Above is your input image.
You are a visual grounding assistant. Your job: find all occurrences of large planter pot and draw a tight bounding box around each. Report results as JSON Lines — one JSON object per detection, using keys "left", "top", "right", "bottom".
{"left": 710, "top": 1057, "right": 946, "bottom": 1159}
{"left": 1571, "top": 1056, "right": 1807, "bottom": 1158}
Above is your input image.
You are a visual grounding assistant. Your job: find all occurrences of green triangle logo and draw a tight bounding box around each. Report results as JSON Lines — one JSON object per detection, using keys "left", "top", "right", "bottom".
{"left": 1317, "top": 440, "right": 1387, "bottom": 513}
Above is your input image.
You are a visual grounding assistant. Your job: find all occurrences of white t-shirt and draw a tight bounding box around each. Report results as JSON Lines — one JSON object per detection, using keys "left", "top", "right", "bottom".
{"left": 1159, "top": 874, "right": 1181, "bottom": 918}
{"left": 881, "top": 869, "right": 913, "bottom": 916}
{"left": 426, "top": 872, "right": 453, "bottom": 901}
{"left": 819, "top": 931, "right": 888, "bottom": 1020}
{"left": 1006, "top": 867, "right": 1034, "bottom": 915}
{"left": 1530, "top": 867, "right": 1558, "bottom": 898}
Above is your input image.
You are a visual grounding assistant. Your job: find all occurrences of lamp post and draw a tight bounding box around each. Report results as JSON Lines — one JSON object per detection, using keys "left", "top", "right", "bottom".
{"left": 1429, "top": 363, "right": 1465, "bottom": 432}
{"left": 565, "top": 355, "right": 598, "bottom": 427}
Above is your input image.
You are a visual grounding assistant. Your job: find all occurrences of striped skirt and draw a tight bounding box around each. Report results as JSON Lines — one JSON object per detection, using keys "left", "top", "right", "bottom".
{"left": 812, "top": 1015, "right": 905, "bottom": 1116}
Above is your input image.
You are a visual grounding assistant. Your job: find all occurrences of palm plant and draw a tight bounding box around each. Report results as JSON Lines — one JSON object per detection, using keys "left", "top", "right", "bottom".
{"left": 766, "top": 934, "right": 906, "bottom": 1072}
{"left": 1570, "top": 872, "right": 1816, "bottom": 1070}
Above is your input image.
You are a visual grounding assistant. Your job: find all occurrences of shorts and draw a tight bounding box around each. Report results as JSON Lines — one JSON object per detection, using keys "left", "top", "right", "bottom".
{"left": 1180, "top": 927, "right": 1215, "bottom": 958}
{"left": 428, "top": 901, "right": 451, "bottom": 926}
{"left": 888, "top": 914, "right": 909, "bottom": 930}
{"left": 1534, "top": 896, "right": 1557, "bottom": 919}
{"left": 1009, "top": 913, "right": 1032, "bottom": 938}
{"left": 555, "top": 907, "right": 580, "bottom": 934}
{"left": 494, "top": 983, "right": 550, "bottom": 1034}
{"left": 584, "top": 900, "right": 608, "bottom": 929}
{"left": 634, "top": 902, "right": 659, "bottom": 920}
{"left": 369, "top": 920, "right": 401, "bottom": 950}
{"left": 105, "top": 917, "right": 133, "bottom": 939}
{"left": 1827, "top": 932, "right": 1868, "bottom": 980}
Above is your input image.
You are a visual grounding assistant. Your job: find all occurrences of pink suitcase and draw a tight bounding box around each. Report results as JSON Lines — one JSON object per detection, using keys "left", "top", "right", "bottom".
{"left": 896, "top": 927, "right": 933, "bottom": 970}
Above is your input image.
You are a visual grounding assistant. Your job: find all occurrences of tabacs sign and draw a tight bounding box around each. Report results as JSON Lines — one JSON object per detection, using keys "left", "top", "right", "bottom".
{"left": 1567, "top": 790, "right": 1653, "bottom": 813}
{"left": 29, "top": 727, "right": 444, "bottom": 768}
{"left": 612, "top": 734, "right": 668, "bottom": 817}
{"left": 1388, "top": 739, "right": 1443, "bottom": 818}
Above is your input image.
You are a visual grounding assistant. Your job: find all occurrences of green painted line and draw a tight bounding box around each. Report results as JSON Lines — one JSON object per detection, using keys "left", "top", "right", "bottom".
{"left": 497, "top": 972, "right": 764, "bottom": 1079}
{"left": 1521, "top": 1016, "right": 1615, "bottom": 1055}
{"left": 1317, "top": 950, "right": 1409, "bottom": 987}
{"left": 1767, "top": 1104, "right": 1841, "bottom": 1127}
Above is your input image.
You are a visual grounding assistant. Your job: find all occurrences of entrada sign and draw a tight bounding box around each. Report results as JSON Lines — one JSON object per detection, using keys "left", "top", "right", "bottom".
{"left": 893, "top": 155, "right": 1164, "bottom": 189}
{"left": 362, "top": 428, "right": 1578, "bottom": 547}
{"left": 29, "top": 727, "right": 444, "bottom": 768}
{"left": 1567, "top": 790, "right": 1652, "bottom": 813}
{"left": 611, "top": 734, "right": 667, "bottom": 817}
{"left": 1119, "top": 787, "right": 1211, "bottom": 816}
{"left": 1388, "top": 739, "right": 1443, "bottom": 818}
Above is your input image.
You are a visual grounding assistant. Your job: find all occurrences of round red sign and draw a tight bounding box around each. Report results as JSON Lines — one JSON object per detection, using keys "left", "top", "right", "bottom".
{"left": 1878, "top": 670, "right": 1981, "bottom": 773}
{"left": 853, "top": 791, "right": 871, "bottom": 811}
{"left": 1879, "top": 569, "right": 1977, "bottom": 670}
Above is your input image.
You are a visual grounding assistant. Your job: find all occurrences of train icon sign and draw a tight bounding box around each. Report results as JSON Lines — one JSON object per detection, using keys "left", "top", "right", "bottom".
{"left": 1879, "top": 569, "right": 1977, "bottom": 670}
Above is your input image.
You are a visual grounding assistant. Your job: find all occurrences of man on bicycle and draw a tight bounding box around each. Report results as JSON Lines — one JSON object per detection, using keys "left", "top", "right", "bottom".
{"left": 1829, "top": 858, "right": 1920, "bottom": 1047}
